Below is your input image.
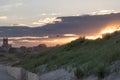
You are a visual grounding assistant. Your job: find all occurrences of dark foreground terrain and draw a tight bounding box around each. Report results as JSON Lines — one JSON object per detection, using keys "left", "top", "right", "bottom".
{"left": 14, "top": 31, "right": 120, "bottom": 80}
{"left": 0, "top": 65, "right": 17, "bottom": 80}
{"left": 1, "top": 31, "right": 120, "bottom": 80}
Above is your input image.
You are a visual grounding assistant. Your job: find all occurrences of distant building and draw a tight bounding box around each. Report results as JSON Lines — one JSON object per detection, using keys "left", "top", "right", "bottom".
{"left": 0, "top": 37, "right": 48, "bottom": 53}
{"left": 0, "top": 37, "right": 12, "bottom": 52}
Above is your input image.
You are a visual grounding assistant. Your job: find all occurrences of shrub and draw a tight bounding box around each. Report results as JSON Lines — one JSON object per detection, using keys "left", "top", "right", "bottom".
{"left": 102, "top": 33, "right": 111, "bottom": 40}
{"left": 74, "top": 68, "right": 84, "bottom": 79}
{"left": 96, "top": 65, "right": 109, "bottom": 79}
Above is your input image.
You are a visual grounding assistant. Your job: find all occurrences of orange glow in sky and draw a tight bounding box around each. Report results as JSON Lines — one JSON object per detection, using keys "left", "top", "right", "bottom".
{"left": 85, "top": 24, "right": 120, "bottom": 40}
{"left": 1, "top": 25, "right": 120, "bottom": 47}
{"left": 85, "top": 35, "right": 102, "bottom": 40}
{"left": 100, "top": 25, "right": 120, "bottom": 34}
{"left": 2, "top": 36, "right": 79, "bottom": 47}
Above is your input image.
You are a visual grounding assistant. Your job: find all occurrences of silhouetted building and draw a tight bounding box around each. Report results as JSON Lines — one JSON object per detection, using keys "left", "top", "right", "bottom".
{"left": 0, "top": 38, "right": 48, "bottom": 53}
{"left": 1, "top": 37, "right": 12, "bottom": 52}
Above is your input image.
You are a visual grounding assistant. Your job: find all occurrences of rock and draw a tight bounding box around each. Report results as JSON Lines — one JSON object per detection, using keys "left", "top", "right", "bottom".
{"left": 39, "top": 69, "right": 75, "bottom": 80}
{"left": 107, "top": 60, "right": 120, "bottom": 73}
{"left": 103, "top": 72, "right": 120, "bottom": 80}
{"left": 7, "top": 66, "right": 40, "bottom": 80}
{"left": 28, "top": 72, "right": 39, "bottom": 80}
{"left": 0, "top": 65, "right": 17, "bottom": 80}
{"left": 82, "top": 75, "right": 98, "bottom": 80}
{"left": 7, "top": 66, "right": 23, "bottom": 80}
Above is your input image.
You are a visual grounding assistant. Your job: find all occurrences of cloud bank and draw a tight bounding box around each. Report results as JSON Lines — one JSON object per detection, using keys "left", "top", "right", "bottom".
{"left": 0, "top": 16, "right": 8, "bottom": 20}
{"left": 0, "top": 13, "right": 120, "bottom": 47}
{"left": 0, "top": 13, "right": 120, "bottom": 37}
{"left": 33, "top": 17, "right": 62, "bottom": 26}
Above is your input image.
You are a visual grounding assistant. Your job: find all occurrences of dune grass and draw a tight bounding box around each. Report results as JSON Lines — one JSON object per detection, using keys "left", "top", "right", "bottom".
{"left": 16, "top": 31, "right": 120, "bottom": 78}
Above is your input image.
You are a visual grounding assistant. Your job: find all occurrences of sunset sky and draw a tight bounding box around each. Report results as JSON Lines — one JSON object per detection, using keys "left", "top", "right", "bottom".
{"left": 0, "top": 0, "right": 120, "bottom": 27}
{"left": 0, "top": 0, "right": 120, "bottom": 47}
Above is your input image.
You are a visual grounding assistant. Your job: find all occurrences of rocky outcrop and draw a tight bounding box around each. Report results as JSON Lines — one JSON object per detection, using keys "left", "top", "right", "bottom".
{"left": 39, "top": 69, "right": 75, "bottom": 80}
{"left": 1, "top": 60, "right": 120, "bottom": 80}
{"left": 1, "top": 65, "right": 39, "bottom": 80}
{"left": 0, "top": 65, "right": 17, "bottom": 80}
{"left": 80, "top": 61, "right": 120, "bottom": 80}
{"left": 82, "top": 75, "right": 98, "bottom": 80}
{"left": 103, "top": 72, "right": 120, "bottom": 80}
{"left": 7, "top": 67, "right": 22, "bottom": 80}
{"left": 0, "top": 65, "right": 75, "bottom": 80}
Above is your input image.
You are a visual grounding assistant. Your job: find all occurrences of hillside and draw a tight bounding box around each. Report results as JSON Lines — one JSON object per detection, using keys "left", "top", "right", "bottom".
{"left": 16, "top": 31, "right": 120, "bottom": 79}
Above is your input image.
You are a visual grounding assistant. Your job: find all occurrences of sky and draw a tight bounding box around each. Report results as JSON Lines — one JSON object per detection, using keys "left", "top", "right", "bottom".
{"left": 0, "top": 0, "right": 120, "bottom": 27}
{"left": 0, "top": 0, "right": 120, "bottom": 47}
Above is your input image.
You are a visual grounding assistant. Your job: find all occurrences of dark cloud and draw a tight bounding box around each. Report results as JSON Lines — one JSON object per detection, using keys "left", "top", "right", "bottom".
{"left": 0, "top": 13, "right": 120, "bottom": 37}
{"left": 38, "top": 13, "right": 120, "bottom": 36}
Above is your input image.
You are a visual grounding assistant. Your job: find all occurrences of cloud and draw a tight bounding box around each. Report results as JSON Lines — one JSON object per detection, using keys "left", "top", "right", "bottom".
{"left": 11, "top": 23, "right": 28, "bottom": 26}
{"left": 41, "top": 13, "right": 47, "bottom": 16}
{"left": 1, "top": 13, "right": 120, "bottom": 38}
{"left": 0, "top": 16, "right": 8, "bottom": 20}
{"left": 32, "top": 17, "right": 62, "bottom": 26}
{"left": 32, "top": 13, "right": 120, "bottom": 36}
{"left": 63, "top": 34, "right": 79, "bottom": 37}
{"left": 91, "top": 10, "right": 120, "bottom": 15}
{"left": 10, "top": 16, "right": 25, "bottom": 20}
{"left": 40, "top": 13, "right": 61, "bottom": 16}
{"left": 14, "top": 3, "right": 23, "bottom": 7}
{"left": 50, "top": 13, "right": 61, "bottom": 16}
{"left": 0, "top": 3, "right": 23, "bottom": 11}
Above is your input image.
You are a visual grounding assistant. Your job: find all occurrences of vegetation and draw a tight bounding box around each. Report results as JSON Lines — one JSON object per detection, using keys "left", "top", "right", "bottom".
{"left": 15, "top": 31, "right": 120, "bottom": 78}
{"left": 74, "top": 67, "right": 85, "bottom": 79}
